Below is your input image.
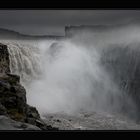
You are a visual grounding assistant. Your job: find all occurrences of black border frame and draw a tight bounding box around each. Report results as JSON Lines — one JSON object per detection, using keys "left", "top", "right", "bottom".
{"left": 0, "top": 0, "right": 140, "bottom": 138}
{"left": 0, "top": 0, "right": 139, "bottom": 9}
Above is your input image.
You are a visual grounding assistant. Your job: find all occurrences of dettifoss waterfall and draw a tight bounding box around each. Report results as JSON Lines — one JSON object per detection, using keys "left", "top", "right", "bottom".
{"left": 4, "top": 26, "right": 140, "bottom": 124}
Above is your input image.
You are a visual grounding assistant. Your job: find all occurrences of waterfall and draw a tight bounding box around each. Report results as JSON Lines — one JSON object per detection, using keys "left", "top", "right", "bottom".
{"left": 7, "top": 43, "right": 41, "bottom": 87}
{"left": 4, "top": 39, "right": 134, "bottom": 120}
{"left": 4, "top": 26, "right": 140, "bottom": 123}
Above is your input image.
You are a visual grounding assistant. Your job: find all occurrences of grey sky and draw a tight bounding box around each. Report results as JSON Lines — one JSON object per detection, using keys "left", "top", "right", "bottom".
{"left": 0, "top": 10, "right": 140, "bottom": 35}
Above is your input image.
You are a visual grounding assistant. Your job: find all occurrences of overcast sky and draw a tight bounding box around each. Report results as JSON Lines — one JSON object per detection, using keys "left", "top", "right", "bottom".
{"left": 0, "top": 10, "right": 140, "bottom": 35}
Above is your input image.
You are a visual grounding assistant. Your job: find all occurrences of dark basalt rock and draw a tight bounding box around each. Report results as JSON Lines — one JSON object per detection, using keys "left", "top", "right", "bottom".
{"left": 25, "top": 105, "right": 40, "bottom": 125}
{"left": 0, "top": 73, "right": 27, "bottom": 122}
{"left": 0, "top": 73, "right": 57, "bottom": 130}
{"left": 25, "top": 105, "right": 58, "bottom": 130}
{"left": 26, "top": 105, "right": 40, "bottom": 119}
{"left": 0, "top": 74, "right": 58, "bottom": 130}
{"left": 0, "top": 43, "right": 10, "bottom": 73}
{"left": 0, "top": 103, "right": 7, "bottom": 116}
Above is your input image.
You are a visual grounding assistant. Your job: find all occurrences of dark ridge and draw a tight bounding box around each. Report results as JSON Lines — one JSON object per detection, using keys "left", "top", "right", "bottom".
{"left": 64, "top": 22, "right": 140, "bottom": 37}
{"left": 0, "top": 28, "right": 65, "bottom": 40}
{"left": 0, "top": 21, "right": 140, "bottom": 40}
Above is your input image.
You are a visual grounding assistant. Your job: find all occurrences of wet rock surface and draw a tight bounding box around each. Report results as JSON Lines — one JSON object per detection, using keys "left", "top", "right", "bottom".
{"left": 0, "top": 43, "right": 10, "bottom": 73}
{"left": 0, "top": 115, "right": 41, "bottom": 130}
{"left": 0, "top": 73, "right": 59, "bottom": 130}
{"left": 0, "top": 73, "right": 27, "bottom": 121}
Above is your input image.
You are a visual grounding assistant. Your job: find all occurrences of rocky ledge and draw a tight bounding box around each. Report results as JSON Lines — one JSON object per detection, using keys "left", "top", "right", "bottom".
{"left": 0, "top": 43, "right": 58, "bottom": 130}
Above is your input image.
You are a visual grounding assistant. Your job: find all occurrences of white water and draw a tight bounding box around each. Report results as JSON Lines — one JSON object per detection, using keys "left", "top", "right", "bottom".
{"left": 26, "top": 41, "right": 122, "bottom": 115}
{"left": 5, "top": 24, "right": 140, "bottom": 120}
{"left": 3, "top": 39, "right": 131, "bottom": 119}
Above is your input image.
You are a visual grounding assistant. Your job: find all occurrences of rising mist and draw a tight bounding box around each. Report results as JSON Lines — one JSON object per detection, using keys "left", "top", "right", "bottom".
{"left": 6, "top": 24, "right": 140, "bottom": 122}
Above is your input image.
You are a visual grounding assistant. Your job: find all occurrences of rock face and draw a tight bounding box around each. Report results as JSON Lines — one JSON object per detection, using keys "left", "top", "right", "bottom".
{"left": 0, "top": 115, "right": 41, "bottom": 130}
{"left": 0, "top": 73, "right": 27, "bottom": 121}
{"left": 0, "top": 72, "right": 45, "bottom": 130}
{"left": 0, "top": 43, "right": 58, "bottom": 130}
{"left": 0, "top": 43, "right": 10, "bottom": 73}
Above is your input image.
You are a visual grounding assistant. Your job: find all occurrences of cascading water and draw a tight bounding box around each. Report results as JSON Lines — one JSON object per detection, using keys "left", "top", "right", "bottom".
{"left": 26, "top": 41, "right": 122, "bottom": 115}
{"left": 7, "top": 43, "right": 41, "bottom": 85}
{"left": 6, "top": 38, "right": 137, "bottom": 122}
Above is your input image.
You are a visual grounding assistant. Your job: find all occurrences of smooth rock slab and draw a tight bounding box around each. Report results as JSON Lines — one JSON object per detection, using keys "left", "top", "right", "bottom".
{"left": 0, "top": 115, "right": 41, "bottom": 130}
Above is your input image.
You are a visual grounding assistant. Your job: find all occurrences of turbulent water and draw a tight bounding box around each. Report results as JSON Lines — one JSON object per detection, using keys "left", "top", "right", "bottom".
{"left": 4, "top": 25, "right": 140, "bottom": 129}
{"left": 6, "top": 40, "right": 121, "bottom": 115}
